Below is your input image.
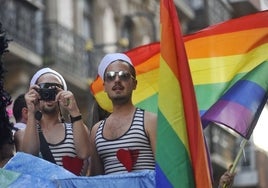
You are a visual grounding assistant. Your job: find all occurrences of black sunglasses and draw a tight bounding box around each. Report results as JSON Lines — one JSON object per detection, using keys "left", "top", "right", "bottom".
{"left": 38, "top": 83, "right": 64, "bottom": 89}
{"left": 104, "top": 71, "right": 135, "bottom": 82}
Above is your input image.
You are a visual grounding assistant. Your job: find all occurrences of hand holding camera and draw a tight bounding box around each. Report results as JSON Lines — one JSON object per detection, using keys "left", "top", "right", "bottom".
{"left": 37, "top": 83, "right": 64, "bottom": 101}
{"left": 26, "top": 82, "right": 79, "bottom": 114}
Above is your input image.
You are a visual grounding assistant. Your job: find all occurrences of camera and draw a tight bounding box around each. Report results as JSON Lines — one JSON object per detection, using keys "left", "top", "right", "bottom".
{"left": 38, "top": 88, "right": 57, "bottom": 101}
{"left": 37, "top": 83, "right": 62, "bottom": 101}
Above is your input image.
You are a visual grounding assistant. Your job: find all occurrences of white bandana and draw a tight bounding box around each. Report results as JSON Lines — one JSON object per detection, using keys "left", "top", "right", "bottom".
{"left": 98, "top": 53, "right": 133, "bottom": 80}
{"left": 30, "top": 67, "right": 67, "bottom": 90}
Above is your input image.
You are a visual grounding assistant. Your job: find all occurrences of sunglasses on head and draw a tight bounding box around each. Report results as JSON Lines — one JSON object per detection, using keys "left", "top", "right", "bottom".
{"left": 104, "top": 71, "right": 135, "bottom": 82}
{"left": 38, "top": 83, "right": 64, "bottom": 89}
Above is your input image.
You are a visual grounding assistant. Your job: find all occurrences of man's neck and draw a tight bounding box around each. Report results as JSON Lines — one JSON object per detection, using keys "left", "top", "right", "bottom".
{"left": 112, "top": 103, "right": 135, "bottom": 115}
{"left": 40, "top": 113, "right": 61, "bottom": 129}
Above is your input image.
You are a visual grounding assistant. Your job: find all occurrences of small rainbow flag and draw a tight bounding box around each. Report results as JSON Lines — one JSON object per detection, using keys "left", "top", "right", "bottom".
{"left": 202, "top": 60, "right": 268, "bottom": 139}
{"left": 155, "top": 0, "right": 212, "bottom": 187}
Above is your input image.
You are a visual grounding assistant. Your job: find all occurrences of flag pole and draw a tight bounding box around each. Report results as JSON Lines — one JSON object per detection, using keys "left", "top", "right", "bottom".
{"left": 223, "top": 138, "right": 248, "bottom": 188}
{"left": 230, "top": 138, "right": 248, "bottom": 174}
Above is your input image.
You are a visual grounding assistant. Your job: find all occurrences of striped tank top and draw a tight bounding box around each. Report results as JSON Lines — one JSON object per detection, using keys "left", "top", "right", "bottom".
{"left": 95, "top": 108, "right": 155, "bottom": 174}
{"left": 38, "top": 123, "right": 88, "bottom": 176}
{"left": 48, "top": 123, "right": 77, "bottom": 166}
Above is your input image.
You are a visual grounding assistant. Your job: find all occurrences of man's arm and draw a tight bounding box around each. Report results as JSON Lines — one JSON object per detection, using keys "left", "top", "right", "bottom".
{"left": 14, "top": 129, "right": 25, "bottom": 151}
{"left": 21, "top": 87, "right": 40, "bottom": 155}
{"left": 89, "top": 122, "right": 104, "bottom": 176}
{"left": 58, "top": 90, "right": 90, "bottom": 160}
{"left": 144, "top": 111, "right": 157, "bottom": 157}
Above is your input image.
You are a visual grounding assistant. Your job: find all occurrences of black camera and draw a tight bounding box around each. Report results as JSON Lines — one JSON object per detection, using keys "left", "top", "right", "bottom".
{"left": 38, "top": 88, "right": 57, "bottom": 101}
{"left": 37, "top": 83, "right": 63, "bottom": 101}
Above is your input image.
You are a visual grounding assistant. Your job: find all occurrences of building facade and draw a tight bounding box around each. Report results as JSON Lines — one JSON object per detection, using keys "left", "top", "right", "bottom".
{"left": 0, "top": 0, "right": 267, "bottom": 187}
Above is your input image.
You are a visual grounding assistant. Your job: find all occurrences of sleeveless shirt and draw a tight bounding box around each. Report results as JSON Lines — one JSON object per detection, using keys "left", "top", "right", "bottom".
{"left": 38, "top": 123, "right": 87, "bottom": 175}
{"left": 95, "top": 108, "right": 155, "bottom": 174}
{"left": 38, "top": 123, "right": 76, "bottom": 166}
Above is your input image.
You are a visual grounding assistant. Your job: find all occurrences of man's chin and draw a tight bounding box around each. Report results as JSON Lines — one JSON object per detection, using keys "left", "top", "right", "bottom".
{"left": 112, "top": 97, "right": 128, "bottom": 104}
{"left": 44, "top": 100, "right": 56, "bottom": 105}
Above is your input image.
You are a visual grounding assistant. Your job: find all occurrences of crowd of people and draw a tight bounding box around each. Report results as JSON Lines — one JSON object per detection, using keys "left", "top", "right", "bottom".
{"left": 0, "top": 21, "right": 234, "bottom": 187}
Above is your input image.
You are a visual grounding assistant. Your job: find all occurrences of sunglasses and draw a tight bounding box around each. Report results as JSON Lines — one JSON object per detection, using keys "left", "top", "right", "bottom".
{"left": 104, "top": 71, "right": 135, "bottom": 82}
{"left": 38, "top": 83, "right": 64, "bottom": 89}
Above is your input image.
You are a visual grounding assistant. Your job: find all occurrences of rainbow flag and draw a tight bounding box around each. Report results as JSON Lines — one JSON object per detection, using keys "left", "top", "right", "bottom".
{"left": 186, "top": 10, "right": 268, "bottom": 123}
{"left": 155, "top": 0, "right": 212, "bottom": 187}
{"left": 91, "top": 10, "right": 268, "bottom": 140}
{"left": 185, "top": 10, "right": 268, "bottom": 138}
{"left": 202, "top": 60, "right": 268, "bottom": 139}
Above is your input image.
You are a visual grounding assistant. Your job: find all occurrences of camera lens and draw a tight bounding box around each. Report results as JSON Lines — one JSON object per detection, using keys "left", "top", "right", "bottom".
{"left": 42, "top": 90, "right": 50, "bottom": 99}
{"left": 39, "top": 88, "right": 56, "bottom": 101}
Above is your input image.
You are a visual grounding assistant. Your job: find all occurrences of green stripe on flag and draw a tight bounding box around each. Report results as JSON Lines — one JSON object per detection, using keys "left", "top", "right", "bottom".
{"left": 156, "top": 111, "right": 194, "bottom": 187}
{"left": 195, "top": 72, "right": 247, "bottom": 112}
{"left": 135, "top": 94, "right": 158, "bottom": 114}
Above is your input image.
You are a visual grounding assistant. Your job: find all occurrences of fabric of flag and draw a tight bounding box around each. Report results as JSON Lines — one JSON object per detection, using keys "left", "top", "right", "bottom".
{"left": 155, "top": 0, "right": 212, "bottom": 187}
{"left": 202, "top": 60, "right": 268, "bottom": 139}
{"left": 2, "top": 152, "right": 155, "bottom": 188}
{"left": 186, "top": 10, "right": 268, "bottom": 123}
{"left": 186, "top": 10, "right": 268, "bottom": 139}
{"left": 90, "top": 10, "right": 268, "bottom": 140}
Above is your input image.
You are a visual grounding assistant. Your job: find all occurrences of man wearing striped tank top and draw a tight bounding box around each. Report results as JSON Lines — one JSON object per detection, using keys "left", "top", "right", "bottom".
{"left": 22, "top": 68, "right": 90, "bottom": 175}
{"left": 89, "top": 53, "right": 156, "bottom": 175}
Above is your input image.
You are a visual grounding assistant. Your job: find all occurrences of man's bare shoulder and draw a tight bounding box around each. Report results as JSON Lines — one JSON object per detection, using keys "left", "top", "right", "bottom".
{"left": 144, "top": 111, "right": 157, "bottom": 119}
{"left": 91, "top": 120, "right": 104, "bottom": 133}
{"left": 144, "top": 111, "right": 157, "bottom": 128}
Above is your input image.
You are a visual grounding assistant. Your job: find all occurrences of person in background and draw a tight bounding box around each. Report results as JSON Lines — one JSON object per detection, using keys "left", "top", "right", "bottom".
{"left": 0, "top": 22, "right": 15, "bottom": 167}
{"left": 0, "top": 79, "right": 15, "bottom": 167}
{"left": 218, "top": 165, "right": 235, "bottom": 188}
{"left": 0, "top": 124, "right": 15, "bottom": 168}
{"left": 12, "top": 93, "right": 27, "bottom": 151}
{"left": 22, "top": 67, "right": 90, "bottom": 175}
{"left": 89, "top": 99, "right": 110, "bottom": 130}
{"left": 89, "top": 53, "right": 156, "bottom": 175}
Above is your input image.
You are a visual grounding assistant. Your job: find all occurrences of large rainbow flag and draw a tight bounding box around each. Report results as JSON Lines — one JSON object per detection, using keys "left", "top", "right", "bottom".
{"left": 91, "top": 10, "right": 268, "bottom": 139}
{"left": 186, "top": 10, "right": 268, "bottom": 136}
{"left": 155, "top": 0, "right": 212, "bottom": 187}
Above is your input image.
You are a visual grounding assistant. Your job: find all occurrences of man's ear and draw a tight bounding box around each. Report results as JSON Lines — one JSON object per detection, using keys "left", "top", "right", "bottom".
{"left": 22, "top": 107, "right": 28, "bottom": 118}
{"left": 133, "top": 79, "right": 137, "bottom": 90}
{"left": 103, "top": 82, "right": 107, "bottom": 93}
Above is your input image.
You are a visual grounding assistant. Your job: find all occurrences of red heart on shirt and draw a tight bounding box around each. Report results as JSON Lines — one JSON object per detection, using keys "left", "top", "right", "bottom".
{"left": 62, "top": 156, "right": 84, "bottom": 176}
{"left": 116, "top": 149, "right": 139, "bottom": 172}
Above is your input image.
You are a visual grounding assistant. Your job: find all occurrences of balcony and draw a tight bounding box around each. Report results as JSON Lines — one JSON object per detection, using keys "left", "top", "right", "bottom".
{"left": 44, "top": 21, "right": 94, "bottom": 90}
{"left": 0, "top": 0, "right": 96, "bottom": 91}
{"left": 229, "top": 0, "right": 260, "bottom": 17}
{"left": 0, "top": 0, "right": 43, "bottom": 66}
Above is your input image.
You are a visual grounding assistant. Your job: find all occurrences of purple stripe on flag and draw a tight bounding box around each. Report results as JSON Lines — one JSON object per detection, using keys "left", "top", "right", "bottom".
{"left": 202, "top": 100, "right": 253, "bottom": 137}
{"left": 221, "top": 80, "right": 266, "bottom": 112}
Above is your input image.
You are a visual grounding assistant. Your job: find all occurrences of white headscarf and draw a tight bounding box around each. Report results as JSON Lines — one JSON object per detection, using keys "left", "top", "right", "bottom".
{"left": 98, "top": 53, "right": 133, "bottom": 80}
{"left": 30, "top": 67, "right": 67, "bottom": 90}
